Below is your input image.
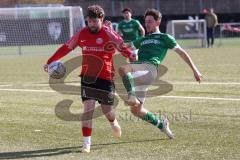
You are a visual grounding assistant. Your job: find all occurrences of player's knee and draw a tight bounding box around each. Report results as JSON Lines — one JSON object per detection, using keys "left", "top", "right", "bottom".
{"left": 118, "top": 66, "right": 128, "bottom": 77}
{"left": 130, "top": 106, "right": 141, "bottom": 117}
{"left": 104, "top": 111, "right": 114, "bottom": 119}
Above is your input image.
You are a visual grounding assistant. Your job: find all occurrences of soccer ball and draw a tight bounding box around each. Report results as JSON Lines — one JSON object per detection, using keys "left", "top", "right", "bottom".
{"left": 48, "top": 61, "right": 66, "bottom": 79}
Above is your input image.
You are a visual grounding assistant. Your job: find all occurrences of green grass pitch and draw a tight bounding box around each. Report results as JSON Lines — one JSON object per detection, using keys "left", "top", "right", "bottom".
{"left": 0, "top": 43, "right": 239, "bottom": 159}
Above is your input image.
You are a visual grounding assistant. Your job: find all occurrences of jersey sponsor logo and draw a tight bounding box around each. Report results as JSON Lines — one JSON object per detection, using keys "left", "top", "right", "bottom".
{"left": 48, "top": 22, "right": 62, "bottom": 41}
{"left": 154, "top": 35, "right": 161, "bottom": 38}
{"left": 141, "top": 39, "right": 160, "bottom": 46}
{"left": 82, "top": 46, "right": 104, "bottom": 52}
{"left": 96, "top": 38, "right": 103, "bottom": 44}
{"left": 123, "top": 28, "right": 134, "bottom": 32}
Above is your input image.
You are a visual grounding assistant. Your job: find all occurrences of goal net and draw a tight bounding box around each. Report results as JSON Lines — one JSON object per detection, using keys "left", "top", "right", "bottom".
{"left": 0, "top": 6, "right": 85, "bottom": 55}
{"left": 166, "top": 19, "right": 207, "bottom": 48}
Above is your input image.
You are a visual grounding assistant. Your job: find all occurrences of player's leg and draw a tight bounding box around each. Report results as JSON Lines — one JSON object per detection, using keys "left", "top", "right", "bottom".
{"left": 207, "top": 27, "right": 211, "bottom": 47}
{"left": 119, "top": 64, "right": 137, "bottom": 99}
{"left": 130, "top": 104, "right": 174, "bottom": 139}
{"left": 81, "top": 99, "right": 96, "bottom": 153}
{"left": 98, "top": 78, "right": 122, "bottom": 138}
{"left": 119, "top": 63, "right": 157, "bottom": 105}
{"left": 129, "top": 63, "right": 174, "bottom": 139}
{"left": 80, "top": 76, "right": 99, "bottom": 153}
{"left": 101, "top": 104, "right": 122, "bottom": 138}
{"left": 119, "top": 63, "right": 150, "bottom": 106}
{"left": 211, "top": 28, "right": 215, "bottom": 47}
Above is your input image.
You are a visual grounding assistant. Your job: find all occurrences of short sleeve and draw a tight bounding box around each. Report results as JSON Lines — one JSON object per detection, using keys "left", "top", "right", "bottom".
{"left": 117, "top": 22, "right": 122, "bottom": 32}
{"left": 164, "top": 34, "right": 177, "bottom": 49}
{"left": 135, "top": 20, "right": 141, "bottom": 28}
{"left": 132, "top": 37, "right": 142, "bottom": 49}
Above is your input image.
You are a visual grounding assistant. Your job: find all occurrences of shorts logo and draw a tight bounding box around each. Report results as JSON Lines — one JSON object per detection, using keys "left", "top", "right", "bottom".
{"left": 96, "top": 38, "right": 103, "bottom": 44}
{"left": 108, "top": 92, "right": 114, "bottom": 99}
{"left": 82, "top": 89, "right": 86, "bottom": 97}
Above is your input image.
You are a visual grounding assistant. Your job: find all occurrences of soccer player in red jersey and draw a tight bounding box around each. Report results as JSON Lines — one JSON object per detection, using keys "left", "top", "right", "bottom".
{"left": 44, "top": 5, "right": 136, "bottom": 153}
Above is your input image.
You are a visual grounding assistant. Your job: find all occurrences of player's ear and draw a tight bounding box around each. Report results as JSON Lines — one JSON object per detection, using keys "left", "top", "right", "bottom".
{"left": 100, "top": 17, "right": 104, "bottom": 23}
{"left": 156, "top": 19, "right": 161, "bottom": 26}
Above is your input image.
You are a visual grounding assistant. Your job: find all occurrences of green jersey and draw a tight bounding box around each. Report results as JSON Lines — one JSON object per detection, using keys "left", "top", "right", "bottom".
{"left": 118, "top": 19, "right": 142, "bottom": 42}
{"left": 132, "top": 32, "right": 177, "bottom": 67}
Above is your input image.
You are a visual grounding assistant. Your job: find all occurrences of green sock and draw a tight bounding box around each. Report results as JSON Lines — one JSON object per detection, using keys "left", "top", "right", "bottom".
{"left": 142, "top": 112, "right": 163, "bottom": 129}
{"left": 122, "top": 72, "right": 135, "bottom": 96}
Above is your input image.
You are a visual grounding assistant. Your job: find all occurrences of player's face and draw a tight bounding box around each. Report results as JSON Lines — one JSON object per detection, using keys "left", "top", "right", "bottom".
{"left": 145, "top": 15, "right": 160, "bottom": 33}
{"left": 87, "top": 17, "right": 103, "bottom": 33}
{"left": 123, "top": 11, "right": 131, "bottom": 20}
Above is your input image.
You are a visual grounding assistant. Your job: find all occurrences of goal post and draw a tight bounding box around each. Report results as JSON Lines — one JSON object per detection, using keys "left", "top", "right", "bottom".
{"left": 166, "top": 19, "right": 207, "bottom": 48}
{"left": 0, "top": 6, "right": 85, "bottom": 55}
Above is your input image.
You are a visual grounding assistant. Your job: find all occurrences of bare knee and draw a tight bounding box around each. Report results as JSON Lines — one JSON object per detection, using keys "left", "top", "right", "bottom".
{"left": 119, "top": 65, "right": 130, "bottom": 77}
{"left": 130, "top": 106, "right": 141, "bottom": 117}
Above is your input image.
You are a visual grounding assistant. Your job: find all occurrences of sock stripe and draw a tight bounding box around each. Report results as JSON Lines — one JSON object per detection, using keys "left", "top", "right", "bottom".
{"left": 82, "top": 127, "right": 92, "bottom": 137}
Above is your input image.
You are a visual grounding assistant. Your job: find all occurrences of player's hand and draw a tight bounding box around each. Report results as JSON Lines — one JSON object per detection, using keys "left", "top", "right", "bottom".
{"left": 129, "top": 53, "right": 138, "bottom": 62}
{"left": 43, "top": 64, "right": 48, "bottom": 73}
{"left": 194, "top": 70, "right": 203, "bottom": 83}
{"left": 104, "top": 20, "right": 113, "bottom": 30}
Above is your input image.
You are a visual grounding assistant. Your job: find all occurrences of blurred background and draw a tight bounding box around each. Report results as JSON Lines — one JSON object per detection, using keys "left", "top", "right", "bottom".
{"left": 1, "top": 0, "right": 240, "bottom": 55}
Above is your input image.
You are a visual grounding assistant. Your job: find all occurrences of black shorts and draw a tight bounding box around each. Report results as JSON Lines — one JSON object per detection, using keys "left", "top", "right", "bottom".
{"left": 81, "top": 76, "right": 115, "bottom": 105}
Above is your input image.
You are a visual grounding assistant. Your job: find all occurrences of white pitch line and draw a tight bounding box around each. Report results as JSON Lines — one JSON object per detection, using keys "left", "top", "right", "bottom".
{"left": 0, "top": 84, "right": 13, "bottom": 87}
{"left": 1, "top": 81, "right": 240, "bottom": 87}
{"left": 0, "top": 88, "right": 55, "bottom": 93}
{"left": 158, "top": 95, "right": 240, "bottom": 101}
{"left": 0, "top": 88, "right": 79, "bottom": 94}
{"left": 0, "top": 88, "right": 240, "bottom": 101}
{"left": 115, "top": 82, "right": 240, "bottom": 85}
{"left": 169, "top": 82, "right": 240, "bottom": 85}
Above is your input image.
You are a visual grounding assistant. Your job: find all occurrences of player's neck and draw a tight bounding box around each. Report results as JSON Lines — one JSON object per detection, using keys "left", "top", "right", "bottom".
{"left": 150, "top": 29, "right": 160, "bottom": 34}
{"left": 124, "top": 18, "right": 132, "bottom": 23}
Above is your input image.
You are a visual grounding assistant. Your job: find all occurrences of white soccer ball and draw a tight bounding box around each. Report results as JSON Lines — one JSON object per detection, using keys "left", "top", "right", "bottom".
{"left": 48, "top": 61, "right": 66, "bottom": 79}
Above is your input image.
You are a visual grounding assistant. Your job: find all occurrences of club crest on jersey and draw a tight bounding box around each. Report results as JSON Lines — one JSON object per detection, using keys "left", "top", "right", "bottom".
{"left": 96, "top": 38, "right": 103, "bottom": 44}
{"left": 48, "top": 22, "right": 62, "bottom": 41}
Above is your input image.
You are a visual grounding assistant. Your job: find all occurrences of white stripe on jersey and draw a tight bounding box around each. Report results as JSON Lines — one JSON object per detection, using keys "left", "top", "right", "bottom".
{"left": 173, "top": 43, "right": 181, "bottom": 51}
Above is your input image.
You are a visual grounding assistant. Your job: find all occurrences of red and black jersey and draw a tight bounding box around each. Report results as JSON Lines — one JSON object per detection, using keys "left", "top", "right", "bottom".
{"left": 47, "top": 26, "right": 132, "bottom": 81}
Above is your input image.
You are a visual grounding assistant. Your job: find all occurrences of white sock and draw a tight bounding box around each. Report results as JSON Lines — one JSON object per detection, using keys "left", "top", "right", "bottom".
{"left": 83, "top": 136, "right": 91, "bottom": 149}
{"left": 111, "top": 118, "right": 120, "bottom": 125}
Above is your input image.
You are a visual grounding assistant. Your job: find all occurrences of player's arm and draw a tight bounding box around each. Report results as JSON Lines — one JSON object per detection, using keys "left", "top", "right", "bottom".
{"left": 136, "top": 20, "right": 145, "bottom": 37}
{"left": 165, "top": 34, "right": 202, "bottom": 83}
{"left": 214, "top": 14, "right": 218, "bottom": 27}
{"left": 121, "top": 38, "right": 142, "bottom": 62}
{"left": 174, "top": 46, "right": 203, "bottom": 83}
{"left": 104, "top": 25, "right": 136, "bottom": 60}
{"left": 117, "top": 28, "right": 123, "bottom": 37}
{"left": 43, "top": 32, "right": 80, "bottom": 72}
{"left": 139, "top": 25, "right": 145, "bottom": 37}
{"left": 116, "top": 23, "right": 123, "bottom": 37}
{"left": 47, "top": 32, "right": 79, "bottom": 64}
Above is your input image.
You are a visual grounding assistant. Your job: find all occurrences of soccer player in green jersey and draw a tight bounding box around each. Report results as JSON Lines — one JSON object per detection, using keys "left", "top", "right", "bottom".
{"left": 119, "top": 9, "right": 203, "bottom": 139}
{"left": 118, "top": 8, "right": 145, "bottom": 42}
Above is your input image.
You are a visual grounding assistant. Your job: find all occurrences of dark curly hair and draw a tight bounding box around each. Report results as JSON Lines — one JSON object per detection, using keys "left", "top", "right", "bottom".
{"left": 122, "top": 8, "right": 132, "bottom": 13}
{"left": 144, "top": 8, "right": 162, "bottom": 21}
{"left": 87, "top": 5, "right": 105, "bottom": 19}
